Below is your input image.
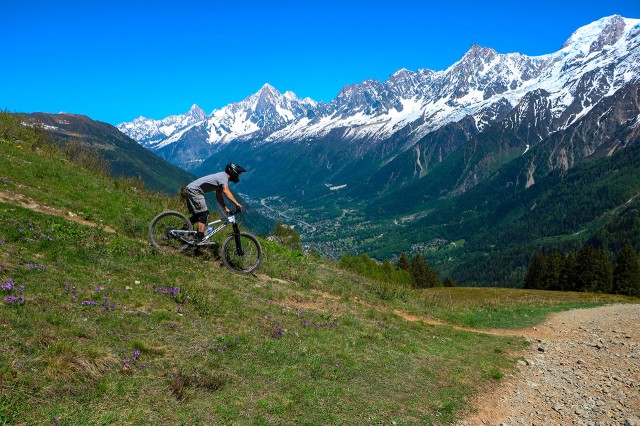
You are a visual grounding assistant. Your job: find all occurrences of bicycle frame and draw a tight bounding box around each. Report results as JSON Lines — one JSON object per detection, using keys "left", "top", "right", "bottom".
{"left": 170, "top": 214, "right": 242, "bottom": 250}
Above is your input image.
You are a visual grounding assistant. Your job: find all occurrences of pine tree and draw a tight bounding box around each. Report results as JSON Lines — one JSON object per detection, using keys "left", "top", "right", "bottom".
{"left": 524, "top": 252, "right": 547, "bottom": 290}
{"left": 397, "top": 252, "right": 411, "bottom": 271}
{"left": 560, "top": 253, "right": 578, "bottom": 291}
{"left": 426, "top": 264, "right": 441, "bottom": 288}
{"left": 574, "top": 245, "right": 613, "bottom": 293}
{"left": 613, "top": 244, "right": 640, "bottom": 296}
{"left": 595, "top": 248, "right": 614, "bottom": 294}
{"left": 411, "top": 254, "right": 429, "bottom": 288}
{"left": 443, "top": 276, "right": 456, "bottom": 287}
{"left": 410, "top": 254, "right": 439, "bottom": 288}
{"left": 543, "top": 252, "right": 563, "bottom": 291}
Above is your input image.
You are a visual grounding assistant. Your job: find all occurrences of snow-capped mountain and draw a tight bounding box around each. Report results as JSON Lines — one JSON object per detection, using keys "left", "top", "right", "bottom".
{"left": 116, "top": 104, "right": 206, "bottom": 148}
{"left": 278, "top": 14, "right": 639, "bottom": 145}
{"left": 118, "top": 15, "right": 640, "bottom": 173}
{"left": 200, "top": 83, "right": 319, "bottom": 146}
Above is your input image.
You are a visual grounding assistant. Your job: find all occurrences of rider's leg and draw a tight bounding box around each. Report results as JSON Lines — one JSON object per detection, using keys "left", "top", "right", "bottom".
{"left": 186, "top": 189, "right": 208, "bottom": 237}
{"left": 193, "top": 211, "right": 209, "bottom": 243}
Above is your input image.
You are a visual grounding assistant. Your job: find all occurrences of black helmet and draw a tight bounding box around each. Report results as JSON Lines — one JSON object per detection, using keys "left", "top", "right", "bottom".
{"left": 225, "top": 162, "right": 246, "bottom": 183}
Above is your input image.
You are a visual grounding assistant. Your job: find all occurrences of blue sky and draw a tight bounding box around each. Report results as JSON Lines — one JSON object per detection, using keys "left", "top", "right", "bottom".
{"left": 2, "top": 0, "right": 639, "bottom": 125}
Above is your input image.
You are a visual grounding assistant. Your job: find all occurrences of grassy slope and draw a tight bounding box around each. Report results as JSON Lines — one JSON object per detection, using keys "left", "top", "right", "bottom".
{"left": 1, "top": 136, "right": 638, "bottom": 425}
{"left": 24, "top": 112, "right": 197, "bottom": 195}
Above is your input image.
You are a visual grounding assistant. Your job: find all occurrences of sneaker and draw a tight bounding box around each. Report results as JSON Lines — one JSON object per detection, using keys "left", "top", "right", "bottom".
{"left": 194, "top": 231, "right": 205, "bottom": 245}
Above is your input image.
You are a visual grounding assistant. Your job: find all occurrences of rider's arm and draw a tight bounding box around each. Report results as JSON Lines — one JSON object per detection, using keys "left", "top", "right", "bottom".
{"left": 222, "top": 185, "right": 243, "bottom": 211}
{"left": 216, "top": 190, "right": 229, "bottom": 213}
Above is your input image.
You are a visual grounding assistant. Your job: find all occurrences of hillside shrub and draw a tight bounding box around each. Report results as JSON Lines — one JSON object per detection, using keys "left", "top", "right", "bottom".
{"left": 269, "top": 221, "right": 303, "bottom": 251}
{"left": 339, "top": 253, "right": 412, "bottom": 287}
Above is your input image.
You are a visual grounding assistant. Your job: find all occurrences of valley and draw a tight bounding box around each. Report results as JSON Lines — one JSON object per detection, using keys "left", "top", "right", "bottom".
{"left": 248, "top": 193, "right": 457, "bottom": 262}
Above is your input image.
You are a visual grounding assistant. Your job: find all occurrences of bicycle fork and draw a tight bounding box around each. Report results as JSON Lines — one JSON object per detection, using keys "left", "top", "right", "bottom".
{"left": 232, "top": 223, "right": 244, "bottom": 256}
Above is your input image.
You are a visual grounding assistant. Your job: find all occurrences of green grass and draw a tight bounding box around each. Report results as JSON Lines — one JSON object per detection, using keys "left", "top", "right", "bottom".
{"left": 402, "top": 287, "right": 636, "bottom": 329}
{"left": 0, "top": 207, "right": 521, "bottom": 424}
{"left": 1, "top": 128, "right": 638, "bottom": 425}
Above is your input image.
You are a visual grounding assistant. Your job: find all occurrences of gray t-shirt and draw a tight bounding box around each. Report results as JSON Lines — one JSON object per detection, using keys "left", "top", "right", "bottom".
{"left": 187, "top": 172, "right": 228, "bottom": 193}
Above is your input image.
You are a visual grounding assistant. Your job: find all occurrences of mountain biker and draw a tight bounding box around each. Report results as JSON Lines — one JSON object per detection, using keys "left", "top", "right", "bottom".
{"left": 185, "top": 163, "right": 246, "bottom": 243}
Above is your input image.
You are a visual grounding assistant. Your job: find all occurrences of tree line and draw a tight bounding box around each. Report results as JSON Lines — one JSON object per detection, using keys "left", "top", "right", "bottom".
{"left": 524, "top": 243, "right": 640, "bottom": 296}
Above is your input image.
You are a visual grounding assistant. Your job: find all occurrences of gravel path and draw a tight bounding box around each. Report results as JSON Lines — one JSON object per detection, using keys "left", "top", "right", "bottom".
{"left": 457, "top": 304, "right": 640, "bottom": 426}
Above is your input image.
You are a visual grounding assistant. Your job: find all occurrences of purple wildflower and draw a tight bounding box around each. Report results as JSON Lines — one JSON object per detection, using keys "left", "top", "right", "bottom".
{"left": 152, "top": 285, "right": 181, "bottom": 299}
{"left": 6, "top": 295, "right": 24, "bottom": 304}
{"left": 101, "top": 293, "right": 114, "bottom": 310}
{"left": 123, "top": 358, "right": 131, "bottom": 368}
{"left": 270, "top": 322, "right": 284, "bottom": 339}
{"left": 3, "top": 281, "right": 25, "bottom": 304}
{"left": 1, "top": 278, "right": 15, "bottom": 291}
{"left": 53, "top": 416, "right": 59, "bottom": 426}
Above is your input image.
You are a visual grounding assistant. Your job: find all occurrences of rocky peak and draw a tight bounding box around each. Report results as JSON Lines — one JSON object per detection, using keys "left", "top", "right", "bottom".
{"left": 463, "top": 44, "right": 497, "bottom": 59}
{"left": 562, "top": 15, "right": 635, "bottom": 55}
{"left": 254, "top": 84, "right": 281, "bottom": 113}
{"left": 459, "top": 45, "right": 498, "bottom": 70}
{"left": 187, "top": 104, "right": 207, "bottom": 121}
{"left": 590, "top": 15, "right": 627, "bottom": 52}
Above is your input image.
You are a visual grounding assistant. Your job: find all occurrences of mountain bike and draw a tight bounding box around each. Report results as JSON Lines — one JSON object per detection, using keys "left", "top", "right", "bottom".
{"left": 149, "top": 210, "right": 262, "bottom": 274}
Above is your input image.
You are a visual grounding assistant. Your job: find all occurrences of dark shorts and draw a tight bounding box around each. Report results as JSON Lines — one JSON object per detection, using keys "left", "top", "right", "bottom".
{"left": 185, "top": 187, "right": 208, "bottom": 215}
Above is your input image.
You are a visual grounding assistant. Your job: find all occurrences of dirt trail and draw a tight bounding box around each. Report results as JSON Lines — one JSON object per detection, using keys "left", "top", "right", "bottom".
{"left": 0, "top": 190, "right": 116, "bottom": 233}
{"left": 455, "top": 304, "right": 640, "bottom": 426}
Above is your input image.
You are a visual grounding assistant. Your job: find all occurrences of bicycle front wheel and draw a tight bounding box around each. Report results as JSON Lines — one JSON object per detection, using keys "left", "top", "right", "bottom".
{"left": 149, "top": 211, "right": 193, "bottom": 253}
{"left": 222, "top": 233, "right": 262, "bottom": 274}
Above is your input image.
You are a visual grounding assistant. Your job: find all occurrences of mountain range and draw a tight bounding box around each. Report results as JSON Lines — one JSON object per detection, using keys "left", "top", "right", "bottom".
{"left": 119, "top": 15, "right": 639, "bottom": 173}
{"left": 114, "top": 15, "right": 640, "bottom": 285}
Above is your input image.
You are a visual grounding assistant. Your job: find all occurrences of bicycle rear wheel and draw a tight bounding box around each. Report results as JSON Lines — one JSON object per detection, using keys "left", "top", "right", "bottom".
{"left": 222, "top": 233, "right": 262, "bottom": 274}
{"left": 149, "top": 211, "right": 193, "bottom": 252}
